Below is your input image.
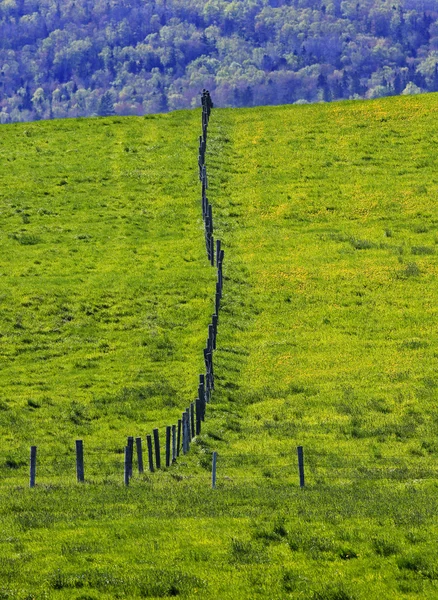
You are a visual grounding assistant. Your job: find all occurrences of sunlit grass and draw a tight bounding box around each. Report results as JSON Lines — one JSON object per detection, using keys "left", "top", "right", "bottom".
{"left": 0, "top": 95, "right": 438, "bottom": 598}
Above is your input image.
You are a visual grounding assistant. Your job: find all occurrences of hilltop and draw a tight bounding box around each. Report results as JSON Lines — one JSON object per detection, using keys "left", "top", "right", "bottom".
{"left": 0, "top": 93, "right": 437, "bottom": 599}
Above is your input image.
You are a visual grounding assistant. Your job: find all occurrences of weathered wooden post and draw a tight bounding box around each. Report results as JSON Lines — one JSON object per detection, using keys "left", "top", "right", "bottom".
{"left": 297, "top": 446, "right": 305, "bottom": 488}
{"left": 172, "top": 424, "right": 176, "bottom": 463}
{"left": 153, "top": 428, "right": 161, "bottom": 470}
{"left": 127, "top": 436, "right": 134, "bottom": 478}
{"left": 186, "top": 408, "right": 191, "bottom": 448}
{"left": 146, "top": 434, "right": 154, "bottom": 473}
{"left": 75, "top": 439, "right": 84, "bottom": 483}
{"left": 166, "top": 425, "right": 171, "bottom": 468}
{"left": 136, "top": 437, "right": 144, "bottom": 475}
{"left": 29, "top": 446, "right": 37, "bottom": 488}
{"left": 190, "top": 402, "right": 195, "bottom": 439}
{"left": 177, "top": 419, "right": 182, "bottom": 457}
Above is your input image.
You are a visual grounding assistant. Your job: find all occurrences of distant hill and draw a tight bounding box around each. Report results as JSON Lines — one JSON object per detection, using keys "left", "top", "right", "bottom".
{"left": 1, "top": 0, "right": 438, "bottom": 123}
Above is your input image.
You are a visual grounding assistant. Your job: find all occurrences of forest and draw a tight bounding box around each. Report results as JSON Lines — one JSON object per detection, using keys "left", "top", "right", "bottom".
{"left": 1, "top": 0, "right": 438, "bottom": 122}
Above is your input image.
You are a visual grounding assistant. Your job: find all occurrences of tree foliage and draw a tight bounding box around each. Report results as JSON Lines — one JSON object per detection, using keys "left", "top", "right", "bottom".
{"left": 1, "top": 0, "right": 438, "bottom": 121}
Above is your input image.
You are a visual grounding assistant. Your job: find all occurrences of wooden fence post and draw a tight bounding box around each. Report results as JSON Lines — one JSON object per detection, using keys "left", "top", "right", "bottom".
{"left": 136, "top": 437, "right": 144, "bottom": 475}
{"left": 177, "top": 419, "right": 182, "bottom": 457}
{"left": 146, "top": 434, "right": 154, "bottom": 473}
{"left": 153, "top": 428, "right": 161, "bottom": 470}
{"left": 212, "top": 452, "right": 217, "bottom": 489}
{"left": 75, "top": 439, "right": 84, "bottom": 483}
{"left": 166, "top": 426, "right": 171, "bottom": 468}
{"left": 182, "top": 413, "right": 187, "bottom": 454}
{"left": 29, "top": 445, "right": 37, "bottom": 488}
{"left": 297, "top": 446, "right": 305, "bottom": 488}
{"left": 124, "top": 447, "right": 130, "bottom": 486}
{"left": 127, "top": 436, "right": 134, "bottom": 478}
{"left": 190, "top": 402, "right": 195, "bottom": 439}
{"left": 186, "top": 408, "right": 191, "bottom": 449}
{"left": 172, "top": 424, "right": 176, "bottom": 463}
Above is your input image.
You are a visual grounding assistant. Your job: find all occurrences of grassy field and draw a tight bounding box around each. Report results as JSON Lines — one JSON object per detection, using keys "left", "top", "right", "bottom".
{"left": 0, "top": 94, "right": 437, "bottom": 599}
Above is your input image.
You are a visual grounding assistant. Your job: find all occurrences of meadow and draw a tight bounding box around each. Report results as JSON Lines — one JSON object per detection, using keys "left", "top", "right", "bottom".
{"left": 0, "top": 94, "right": 437, "bottom": 599}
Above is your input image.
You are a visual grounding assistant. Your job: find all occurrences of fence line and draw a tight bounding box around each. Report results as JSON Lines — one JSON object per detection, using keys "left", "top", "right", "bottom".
{"left": 3, "top": 91, "right": 431, "bottom": 491}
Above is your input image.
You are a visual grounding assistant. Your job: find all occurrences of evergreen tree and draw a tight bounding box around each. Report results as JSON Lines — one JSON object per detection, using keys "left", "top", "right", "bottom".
{"left": 97, "top": 91, "right": 115, "bottom": 116}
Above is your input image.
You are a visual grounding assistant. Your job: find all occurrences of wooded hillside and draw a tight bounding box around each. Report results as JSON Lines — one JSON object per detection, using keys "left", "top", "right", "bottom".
{"left": 1, "top": 0, "right": 438, "bottom": 122}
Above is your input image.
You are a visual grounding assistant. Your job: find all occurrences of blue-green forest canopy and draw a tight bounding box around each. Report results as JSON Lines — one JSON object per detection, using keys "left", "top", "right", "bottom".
{"left": 1, "top": 0, "right": 438, "bottom": 122}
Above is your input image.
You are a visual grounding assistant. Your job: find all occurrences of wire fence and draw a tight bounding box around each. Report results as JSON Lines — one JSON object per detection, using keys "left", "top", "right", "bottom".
{"left": 2, "top": 91, "right": 437, "bottom": 492}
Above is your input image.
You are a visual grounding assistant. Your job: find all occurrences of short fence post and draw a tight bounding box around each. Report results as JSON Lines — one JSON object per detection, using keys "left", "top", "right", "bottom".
{"left": 153, "top": 428, "right": 161, "bottom": 470}
{"left": 166, "top": 426, "right": 171, "bottom": 468}
{"left": 29, "top": 446, "right": 37, "bottom": 488}
{"left": 75, "top": 439, "right": 84, "bottom": 483}
{"left": 177, "top": 419, "right": 182, "bottom": 457}
{"left": 136, "top": 437, "right": 144, "bottom": 475}
{"left": 146, "top": 434, "right": 154, "bottom": 473}
{"left": 212, "top": 452, "right": 217, "bottom": 489}
{"left": 297, "top": 446, "right": 305, "bottom": 488}
{"left": 124, "top": 447, "right": 130, "bottom": 486}
{"left": 172, "top": 424, "right": 176, "bottom": 463}
{"left": 127, "top": 436, "right": 134, "bottom": 478}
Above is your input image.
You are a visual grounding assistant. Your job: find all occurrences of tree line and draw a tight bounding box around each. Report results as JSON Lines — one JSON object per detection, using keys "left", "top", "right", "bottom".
{"left": 1, "top": 0, "right": 438, "bottom": 122}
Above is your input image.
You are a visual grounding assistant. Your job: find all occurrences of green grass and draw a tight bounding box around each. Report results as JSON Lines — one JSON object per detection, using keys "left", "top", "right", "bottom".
{"left": 1, "top": 95, "right": 438, "bottom": 599}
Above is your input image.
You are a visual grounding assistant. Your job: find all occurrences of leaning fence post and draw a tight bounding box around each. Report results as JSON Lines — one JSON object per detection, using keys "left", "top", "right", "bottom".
{"left": 124, "top": 447, "right": 130, "bottom": 486}
{"left": 153, "top": 428, "right": 161, "bottom": 470}
{"left": 75, "top": 439, "right": 84, "bottom": 483}
{"left": 136, "top": 437, "right": 144, "bottom": 475}
{"left": 297, "top": 446, "right": 305, "bottom": 488}
{"left": 146, "top": 434, "right": 154, "bottom": 473}
{"left": 166, "top": 426, "right": 171, "bottom": 468}
{"left": 212, "top": 451, "right": 217, "bottom": 489}
{"left": 29, "top": 445, "right": 37, "bottom": 488}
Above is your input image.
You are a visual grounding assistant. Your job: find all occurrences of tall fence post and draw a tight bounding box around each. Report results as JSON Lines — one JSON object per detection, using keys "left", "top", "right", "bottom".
{"left": 166, "top": 426, "right": 171, "bottom": 468}
{"left": 153, "top": 428, "right": 161, "bottom": 470}
{"left": 182, "top": 413, "right": 187, "bottom": 454}
{"left": 177, "top": 419, "right": 182, "bottom": 457}
{"left": 147, "top": 434, "right": 154, "bottom": 473}
{"left": 127, "top": 436, "right": 134, "bottom": 478}
{"left": 212, "top": 451, "right": 217, "bottom": 489}
{"left": 297, "top": 446, "right": 305, "bottom": 488}
{"left": 172, "top": 424, "right": 177, "bottom": 463}
{"left": 185, "top": 408, "right": 191, "bottom": 450}
{"left": 29, "top": 446, "right": 37, "bottom": 488}
{"left": 75, "top": 439, "right": 84, "bottom": 483}
{"left": 136, "top": 437, "right": 144, "bottom": 475}
{"left": 190, "top": 402, "right": 195, "bottom": 439}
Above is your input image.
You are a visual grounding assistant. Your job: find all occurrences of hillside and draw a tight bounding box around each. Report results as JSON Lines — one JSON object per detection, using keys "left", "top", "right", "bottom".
{"left": 0, "top": 94, "right": 438, "bottom": 599}
{"left": 2, "top": 0, "right": 438, "bottom": 123}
